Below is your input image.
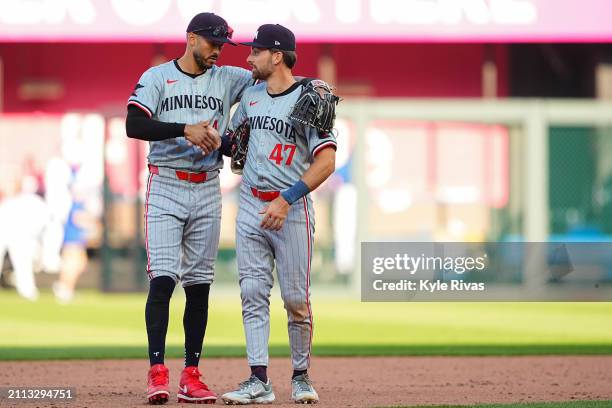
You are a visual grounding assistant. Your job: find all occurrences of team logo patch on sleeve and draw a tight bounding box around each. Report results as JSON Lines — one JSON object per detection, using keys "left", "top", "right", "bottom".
{"left": 131, "top": 83, "right": 144, "bottom": 97}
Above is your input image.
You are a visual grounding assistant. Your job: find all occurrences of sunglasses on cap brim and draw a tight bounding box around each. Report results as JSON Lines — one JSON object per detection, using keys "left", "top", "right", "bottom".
{"left": 194, "top": 25, "right": 234, "bottom": 40}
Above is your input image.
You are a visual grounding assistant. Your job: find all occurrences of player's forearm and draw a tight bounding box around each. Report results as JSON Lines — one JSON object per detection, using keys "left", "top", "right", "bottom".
{"left": 280, "top": 149, "right": 335, "bottom": 205}
{"left": 125, "top": 105, "right": 185, "bottom": 141}
{"left": 302, "top": 148, "right": 336, "bottom": 191}
{"left": 219, "top": 134, "right": 233, "bottom": 157}
{"left": 126, "top": 116, "right": 185, "bottom": 141}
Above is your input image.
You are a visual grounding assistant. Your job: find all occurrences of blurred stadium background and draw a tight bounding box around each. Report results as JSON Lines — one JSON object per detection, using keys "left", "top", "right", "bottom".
{"left": 1, "top": 0, "right": 612, "bottom": 297}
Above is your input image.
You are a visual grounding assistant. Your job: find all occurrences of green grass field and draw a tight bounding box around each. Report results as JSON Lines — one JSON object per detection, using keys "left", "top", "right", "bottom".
{"left": 1, "top": 289, "right": 612, "bottom": 360}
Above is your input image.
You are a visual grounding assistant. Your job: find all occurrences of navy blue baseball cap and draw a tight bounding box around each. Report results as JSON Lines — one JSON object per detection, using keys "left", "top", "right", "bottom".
{"left": 241, "top": 24, "right": 296, "bottom": 51}
{"left": 187, "top": 12, "right": 236, "bottom": 46}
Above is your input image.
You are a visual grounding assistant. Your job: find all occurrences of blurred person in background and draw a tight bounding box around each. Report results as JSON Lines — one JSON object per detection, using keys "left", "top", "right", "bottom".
{"left": 50, "top": 163, "right": 92, "bottom": 304}
{"left": 46, "top": 125, "right": 96, "bottom": 304}
{"left": 41, "top": 158, "right": 72, "bottom": 277}
{"left": 0, "top": 170, "right": 51, "bottom": 301}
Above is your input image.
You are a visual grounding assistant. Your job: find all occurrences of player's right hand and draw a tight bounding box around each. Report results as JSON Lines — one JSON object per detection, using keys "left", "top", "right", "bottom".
{"left": 259, "top": 196, "right": 290, "bottom": 231}
{"left": 184, "top": 121, "right": 220, "bottom": 155}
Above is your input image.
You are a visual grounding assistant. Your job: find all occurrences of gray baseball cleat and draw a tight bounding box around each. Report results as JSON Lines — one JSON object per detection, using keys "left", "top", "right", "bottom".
{"left": 291, "top": 374, "right": 319, "bottom": 404}
{"left": 221, "top": 375, "right": 275, "bottom": 405}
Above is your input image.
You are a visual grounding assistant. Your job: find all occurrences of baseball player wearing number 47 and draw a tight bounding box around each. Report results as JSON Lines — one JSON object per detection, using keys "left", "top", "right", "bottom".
{"left": 219, "top": 24, "right": 339, "bottom": 405}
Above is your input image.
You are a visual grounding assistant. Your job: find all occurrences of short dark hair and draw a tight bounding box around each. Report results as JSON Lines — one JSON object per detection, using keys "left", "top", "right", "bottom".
{"left": 271, "top": 48, "right": 297, "bottom": 69}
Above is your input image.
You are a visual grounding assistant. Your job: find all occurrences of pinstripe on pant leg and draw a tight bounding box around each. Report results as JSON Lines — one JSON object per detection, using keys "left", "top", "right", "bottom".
{"left": 236, "top": 183, "right": 275, "bottom": 367}
{"left": 145, "top": 173, "right": 188, "bottom": 283}
{"left": 267, "top": 195, "right": 315, "bottom": 370}
{"left": 181, "top": 175, "right": 222, "bottom": 287}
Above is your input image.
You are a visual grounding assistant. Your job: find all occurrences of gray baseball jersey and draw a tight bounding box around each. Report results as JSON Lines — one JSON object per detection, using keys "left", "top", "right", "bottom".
{"left": 231, "top": 81, "right": 337, "bottom": 190}
{"left": 129, "top": 59, "right": 254, "bottom": 172}
{"left": 128, "top": 59, "right": 253, "bottom": 286}
{"left": 231, "top": 81, "right": 337, "bottom": 370}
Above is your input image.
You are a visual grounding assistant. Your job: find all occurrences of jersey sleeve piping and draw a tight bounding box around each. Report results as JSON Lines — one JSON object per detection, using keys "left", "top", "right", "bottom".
{"left": 312, "top": 140, "right": 337, "bottom": 157}
{"left": 127, "top": 100, "right": 153, "bottom": 118}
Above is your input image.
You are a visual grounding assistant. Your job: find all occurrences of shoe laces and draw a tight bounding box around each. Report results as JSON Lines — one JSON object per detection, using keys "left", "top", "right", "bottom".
{"left": 292, "top": 375, "right": 313, "bottom": 392}
{"left": 184, "top": 368, "right": 210, "bottom": 391}
{"left": 150, "top": 368, "right": 168, "bottom": 386}
{"left": 238, "top": 376, "right": 261, "bottom": 391}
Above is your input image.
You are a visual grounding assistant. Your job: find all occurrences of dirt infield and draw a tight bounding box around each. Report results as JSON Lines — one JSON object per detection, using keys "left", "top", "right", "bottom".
{"left": 1, "top": 356, "right": 611, "bottom": 407}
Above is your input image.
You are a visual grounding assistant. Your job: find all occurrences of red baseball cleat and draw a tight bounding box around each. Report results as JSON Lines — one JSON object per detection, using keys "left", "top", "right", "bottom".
{"left": 147, "top": 364, "right": 170, "bottom": 405}
{"left": 177, "top": 366, "right": 217, "bottom": 404}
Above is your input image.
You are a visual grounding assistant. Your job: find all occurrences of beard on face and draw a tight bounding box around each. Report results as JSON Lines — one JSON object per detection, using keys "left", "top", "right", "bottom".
{"left": 251, "top": 63, "right": 271, "bottom": 80}
{"left": 193, "top": 49, "right": 212, "bottom": 71}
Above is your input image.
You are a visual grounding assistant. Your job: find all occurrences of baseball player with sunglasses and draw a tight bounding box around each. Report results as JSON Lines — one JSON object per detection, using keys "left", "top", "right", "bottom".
{"left": 125, "top": 12, "right": 256, "bottom": 405}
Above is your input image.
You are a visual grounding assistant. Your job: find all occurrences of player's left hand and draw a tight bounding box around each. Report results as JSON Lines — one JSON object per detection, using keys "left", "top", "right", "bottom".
{"left": 259, "top": 196, "right": 290, "bottom": 231}
{"left": 204, "top": 125, "right": 222, "bottom": 151}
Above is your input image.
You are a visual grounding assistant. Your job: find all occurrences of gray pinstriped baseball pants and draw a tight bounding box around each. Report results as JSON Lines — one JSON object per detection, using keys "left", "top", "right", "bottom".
{"left": 144, "top": 170, "right": 221, "bottom": 287}
{"left": 236, "top": 182, "right": 315, "bottom": 370}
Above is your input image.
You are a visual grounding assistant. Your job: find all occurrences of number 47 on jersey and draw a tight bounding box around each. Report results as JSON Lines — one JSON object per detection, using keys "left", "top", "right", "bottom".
{"left": 269, "top": 143, "right": 296, "bottom": 166}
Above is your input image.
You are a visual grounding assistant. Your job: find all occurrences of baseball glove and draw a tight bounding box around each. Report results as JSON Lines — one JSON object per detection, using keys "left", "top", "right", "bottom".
{"left": 289, "top": 79, "right": 340, "bottom": 136}
{"left": 229, "top": 119, "right": 250, "bottom": 175}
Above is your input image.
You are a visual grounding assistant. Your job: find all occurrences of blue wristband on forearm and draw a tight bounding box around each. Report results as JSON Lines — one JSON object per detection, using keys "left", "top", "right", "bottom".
{"left": 281, "top": 180, "right": 310, "bottom": 205}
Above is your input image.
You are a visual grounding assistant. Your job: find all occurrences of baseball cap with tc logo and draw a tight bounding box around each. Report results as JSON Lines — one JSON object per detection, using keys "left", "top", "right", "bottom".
{"left": 241, "top": 24, "right": 296, "bottom": 51}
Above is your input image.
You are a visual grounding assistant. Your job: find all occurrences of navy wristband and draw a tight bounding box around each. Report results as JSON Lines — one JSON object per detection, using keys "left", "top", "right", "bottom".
{"left": 281, "top": 180, "right": 310, "bottom": 205}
